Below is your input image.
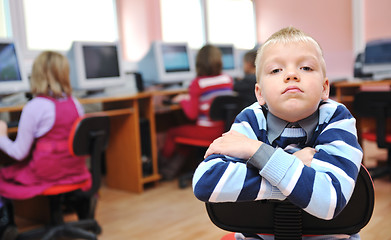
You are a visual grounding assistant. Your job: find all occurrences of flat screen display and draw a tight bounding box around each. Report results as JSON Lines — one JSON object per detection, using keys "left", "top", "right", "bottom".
{"left": 82, "top": 45, "right": 120, "bottom": 79}
{"left": 161, "top": 45, "right": 190, "bottom": 73}
{"left": 0, "top": 43, "right": 23, "bottom": 82}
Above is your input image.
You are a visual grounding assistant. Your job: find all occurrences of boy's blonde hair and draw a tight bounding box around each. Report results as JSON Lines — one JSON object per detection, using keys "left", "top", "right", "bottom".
{"left": 255, "top": 26, "right": 326, "bottom": 82}
{"left": 30, "top": 51, "right": 72, "bottom": 98}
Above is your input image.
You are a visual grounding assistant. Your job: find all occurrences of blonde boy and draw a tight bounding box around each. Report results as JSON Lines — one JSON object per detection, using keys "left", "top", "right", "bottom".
{"left": 193, "top": 27, "right": 363, "bottom": 240}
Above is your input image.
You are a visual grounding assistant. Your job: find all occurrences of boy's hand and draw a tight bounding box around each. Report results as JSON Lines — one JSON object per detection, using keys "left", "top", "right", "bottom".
{"left": 0, "top": 120, "right": 8, "bottom": 136}
{"left": 293, "top": 147, "right": 316, "bottom": 167}
{"left": 204, "top": 130, "right": 262, "bottom": 160}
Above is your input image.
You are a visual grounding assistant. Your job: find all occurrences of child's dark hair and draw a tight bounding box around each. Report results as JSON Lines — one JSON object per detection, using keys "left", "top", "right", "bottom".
{"left": 244, "top": 49, "right": 257, "bottom": 68}
{"left": 196, "top": 44, "right": 222, "bottom": 77}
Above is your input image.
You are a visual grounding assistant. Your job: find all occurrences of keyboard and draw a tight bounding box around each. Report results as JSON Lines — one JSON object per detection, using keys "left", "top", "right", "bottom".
{"left": 0, "top": 92, "right": 28, "bottom": 107}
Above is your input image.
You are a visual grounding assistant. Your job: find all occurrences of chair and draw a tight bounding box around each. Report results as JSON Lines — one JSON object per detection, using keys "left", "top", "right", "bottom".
{"left": 17, "top": 114, "right": 110, "bottom": 240}
{"left": 205, "top": 165, "right": 374, "bottom": 240}
{"left": 353, "top": 91, "right": 391, "bottom": 179}
{"left": 175, "top": 94, "right": 242, "bottom": 188}
{"left": 208, "top": 94, "right": 244, "bottom": 132}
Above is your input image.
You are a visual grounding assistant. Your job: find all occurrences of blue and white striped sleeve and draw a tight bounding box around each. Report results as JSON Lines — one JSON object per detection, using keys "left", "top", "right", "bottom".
{"left": 192, "top": 154, "right": 286, "bottom": 202}
{"left": 259, "top": 100, "right": 362, "bottom": 220}
{"left": 306, "top": 101, "right": 362, "bottom": 218}
{"left": 193, "top": 105, "right": 285, "bottom": 203}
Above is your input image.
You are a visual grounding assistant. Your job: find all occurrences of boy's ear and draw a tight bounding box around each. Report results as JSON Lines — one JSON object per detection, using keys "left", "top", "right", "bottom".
{"left": 321, "top": 77, "right": 330, "bottom": 100}
{"left": 255, "top": 83, "right": 266, "bottom": 105}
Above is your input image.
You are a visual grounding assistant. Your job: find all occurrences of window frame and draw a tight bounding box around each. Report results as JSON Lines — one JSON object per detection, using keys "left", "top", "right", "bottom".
{"left": 160, "top": 0, "right": 258, "bottom": 51}
{"left": 8, "top": 0, "right": 119, "bottom": 62}
{"left": 204, "top": 0, "right": 257, "bottom": 49}
{"left": 8, "top": 0, "right": 31, "bottom": 58}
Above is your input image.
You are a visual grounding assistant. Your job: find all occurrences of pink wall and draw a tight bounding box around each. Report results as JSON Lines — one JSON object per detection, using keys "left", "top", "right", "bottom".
{"left": 253, "top": 0, "right": 353, "bottom": 79}
{"left": 364, "top": 0, "right": 391, "bottom": 41}
{"left": 117, "top": 0, "right": 391, "bottom": 78}
{"left": 117, "top": 0, "right": 162, "bottom": 62}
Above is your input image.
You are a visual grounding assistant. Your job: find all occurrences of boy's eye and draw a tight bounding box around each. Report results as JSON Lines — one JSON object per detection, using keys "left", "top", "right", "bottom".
{"left": 271, "top": 69, "right": 281, "bottom": 74}
{"left": 301, "top": 66, "right": 312, "bottom": 71}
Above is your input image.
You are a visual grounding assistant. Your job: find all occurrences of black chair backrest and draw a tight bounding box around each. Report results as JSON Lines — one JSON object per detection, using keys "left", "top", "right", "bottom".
{"left": 353, "top": 91, "right": 391, "bottom": 148}
{"left": 70, "top": 114, "right": 110, "bottom": 196}
{"left": 209, "top": 94, "right": 242, "bottom": 132}
{"left": 205, "top": 165, "right": 374, "bottom": 238}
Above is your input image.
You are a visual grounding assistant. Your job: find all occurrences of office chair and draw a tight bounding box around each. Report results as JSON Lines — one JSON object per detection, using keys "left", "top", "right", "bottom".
{"left": 353, "top": 91, "right": 391, "bottom": 179}
{"left": 175, "top": 94, "right": 242, "bottom": 188}
{"left": 206, "top": 164, "right": 374, "bottom": 240}
{"left": 208, "top": 94, "right": 244, "bottom": 132}
{"left": 17, "top": 114, "right": 110, "bottom": 240}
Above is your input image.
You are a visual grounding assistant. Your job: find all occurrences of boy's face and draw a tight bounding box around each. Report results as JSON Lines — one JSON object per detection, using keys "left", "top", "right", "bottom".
{"left": 255, "top": 41, "right": 329, "bottom": 122}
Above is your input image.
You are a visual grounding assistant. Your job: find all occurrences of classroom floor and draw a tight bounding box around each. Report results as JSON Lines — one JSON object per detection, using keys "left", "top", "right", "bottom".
{"left": 16, "top": 139, "right": 391, "bottom": 240}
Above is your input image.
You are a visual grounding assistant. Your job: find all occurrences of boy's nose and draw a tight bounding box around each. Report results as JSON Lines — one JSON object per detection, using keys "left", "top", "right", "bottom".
{"left": 285, "top": 71, "right": 299, "bottom": 81}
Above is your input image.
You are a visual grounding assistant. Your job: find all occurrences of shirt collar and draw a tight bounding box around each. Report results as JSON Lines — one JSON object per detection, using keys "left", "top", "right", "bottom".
{"left": 266, "top": 108, "right": 319, "bottom": 144}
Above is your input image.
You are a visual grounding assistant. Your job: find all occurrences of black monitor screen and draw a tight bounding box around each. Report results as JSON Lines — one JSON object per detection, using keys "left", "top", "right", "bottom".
{"left": 364, "top": 40, "right": 391, "bottom": 64}
{"left": 82, "top": 45, "right": 120, "bottom": 79}
{"left": 219, "top": 46, "right": 235, "bottom": 70}
{"left": 161, "top": 45, "right": 190, "bottom": 73}
{"left": 0, "top": 43, "right": 22, "bottom": 81}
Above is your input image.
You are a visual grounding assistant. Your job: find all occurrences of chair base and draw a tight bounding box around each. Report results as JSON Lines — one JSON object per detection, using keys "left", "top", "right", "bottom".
{"left": 1, "top": 225, "right": 18, "bottom": 240}
{"left": 178, "top": 172, "right": 194, "bottom": 189}
{"left": 16, "top": 194, "right": 101, "bottom": 240}
{"left": 16, "top": 219, "right": 101, "bottom": 240}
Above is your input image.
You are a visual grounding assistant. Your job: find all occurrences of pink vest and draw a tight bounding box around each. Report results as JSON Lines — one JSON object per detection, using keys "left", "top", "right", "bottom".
{"left": 0, "top": 96, "right": 91, "bottom": 199}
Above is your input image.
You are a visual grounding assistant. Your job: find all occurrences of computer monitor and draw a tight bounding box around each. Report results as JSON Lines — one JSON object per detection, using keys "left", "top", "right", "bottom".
{"left": 0, "top": 38, "right": 29, "bottom": 95}
{"left": 362, "top": 38, "right": 391, "bottom": 80}
{"left": 138, "top": 41, "right": 195, "bottom": 86}
{"left": 215, "top": 44, "right": 240, "bottom": 78}
{"left": 67, "top": 41, "right": 125, "bottom": 92}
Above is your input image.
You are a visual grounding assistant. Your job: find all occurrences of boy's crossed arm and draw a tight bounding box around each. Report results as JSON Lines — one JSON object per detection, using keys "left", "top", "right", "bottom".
{"left": 205, "top": 130, "right": 315, "bottom": 167}
{"left": 193, "top": 105, "right": 362, "bottom": 220}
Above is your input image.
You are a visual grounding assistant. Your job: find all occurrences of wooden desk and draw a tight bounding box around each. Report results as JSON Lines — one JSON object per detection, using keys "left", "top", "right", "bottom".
{"left": 332, "top": 79, "right": 391, "bottom": 144}
{"left": 333, "top": 79, "right": 391, "bottom": 110}
{"left": 1, "top": 89, "right": 187, "bottom": 194}
{"left": 80, "top": 93, "right": 161, "bottom": 193}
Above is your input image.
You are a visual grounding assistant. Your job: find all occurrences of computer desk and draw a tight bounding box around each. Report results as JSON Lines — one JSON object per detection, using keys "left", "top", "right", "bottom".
{"left": 333, "top": 79, "right": 391, "bottom": 108}
{"left": 332, "top": 78, "right": 391, "bottom": 143}
{"left": 1, "top": 88, "right": 188, "bottom": 194}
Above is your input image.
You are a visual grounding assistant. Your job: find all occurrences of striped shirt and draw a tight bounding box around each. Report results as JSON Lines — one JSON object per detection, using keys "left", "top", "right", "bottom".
{"left": 180, "top": 74, "right": 233, "bottom": 127}
{"left": 193, "top": 99, "right": 363, "bottom": 223}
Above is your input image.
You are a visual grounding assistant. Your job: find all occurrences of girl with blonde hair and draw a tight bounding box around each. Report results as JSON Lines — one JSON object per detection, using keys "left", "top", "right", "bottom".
{"left": 0, "top": 51, "right": 90, "bottom": 239}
